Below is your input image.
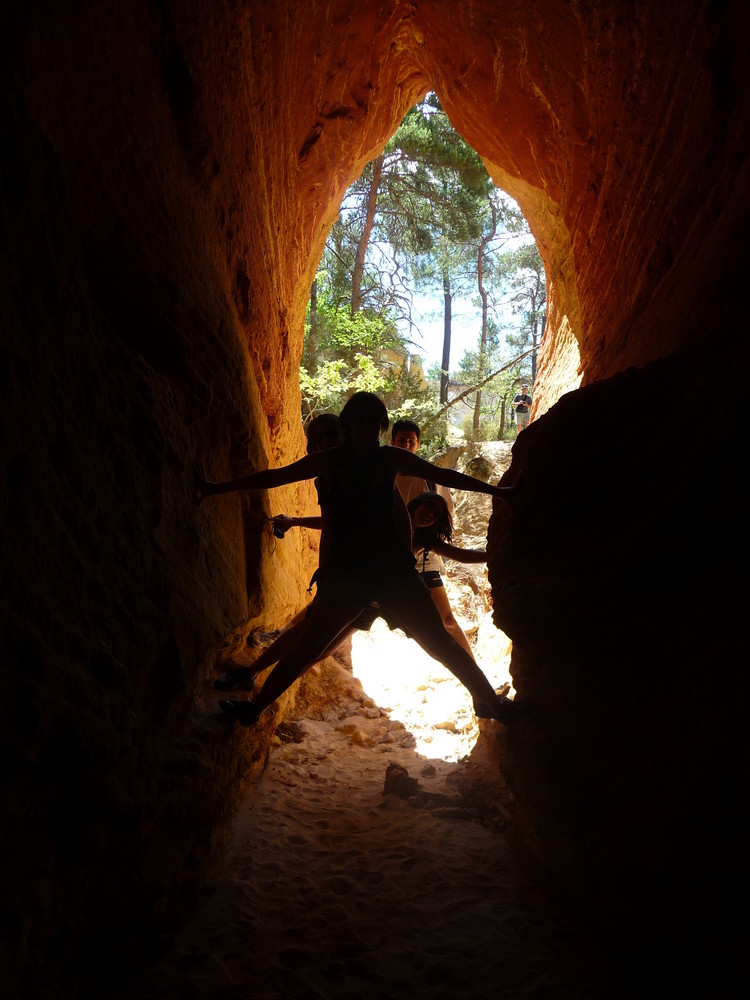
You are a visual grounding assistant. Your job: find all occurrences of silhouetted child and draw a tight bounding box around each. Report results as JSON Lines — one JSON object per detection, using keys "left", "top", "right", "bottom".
{"left": 392, "top": 420, "right": 485, "bottom": 649}
{"left": 407, "top": 491, "right": 486, "bottom": 647}
{"left": 407, "top": 491, "right": 503, "bottom": 717}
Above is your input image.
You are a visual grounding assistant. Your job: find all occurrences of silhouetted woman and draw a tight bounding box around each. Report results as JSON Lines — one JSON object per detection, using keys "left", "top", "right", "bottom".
{"left": 198, "top": 392, "right": 521, "bottom": 726}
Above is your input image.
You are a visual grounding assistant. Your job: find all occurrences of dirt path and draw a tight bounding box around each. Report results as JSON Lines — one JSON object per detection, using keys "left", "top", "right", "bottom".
{"left": 118, "top": 443, "right": 633, "bottom": 998}
{"left": 119, "top": 620, "right": 631, "bottom": 1000}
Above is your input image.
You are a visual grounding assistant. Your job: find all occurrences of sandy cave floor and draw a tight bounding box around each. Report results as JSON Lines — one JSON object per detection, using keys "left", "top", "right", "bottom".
{"left": 117, "top": 443, "right": 635, "bottom": 999}
{"left": 117, "top": 615, "right": 635, "bottom": 1000}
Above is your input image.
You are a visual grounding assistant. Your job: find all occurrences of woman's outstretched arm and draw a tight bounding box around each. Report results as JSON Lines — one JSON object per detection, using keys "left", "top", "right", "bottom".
{"left": 198, "top": 452, "right": 324, "bottom": 502}
{"left": 385, "top": 446, "right": 513, "bottom": 500}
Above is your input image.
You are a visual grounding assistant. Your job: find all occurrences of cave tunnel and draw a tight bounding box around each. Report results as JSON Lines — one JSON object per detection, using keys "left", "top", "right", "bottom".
{"left": 2, "top": 1, "right": 749, "bottom": 997}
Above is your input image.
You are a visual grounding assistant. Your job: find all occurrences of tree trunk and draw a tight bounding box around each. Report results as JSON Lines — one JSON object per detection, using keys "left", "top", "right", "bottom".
{"left": 440, "top": 268, "right": 452, "bottom": 404}
{"left": 308, "top": 277, "right": 318, "bottom": 374}
{"left": 532, "top": 310, "right": 545, "bottom": 383}
{"left": 420, "top": 347, "right": 533, "bottom": 435}
{"left": 351, "top": 154, "right": 385, "bottom": 315}
{"left": 472, "top": 200, "right": 496, "bottom": 438}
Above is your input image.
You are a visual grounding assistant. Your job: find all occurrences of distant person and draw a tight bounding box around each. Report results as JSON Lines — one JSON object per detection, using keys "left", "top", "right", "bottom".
{"left": 198, "top": 392, "right": 523, "bottom": 726}
{"left": 512, "top": 384, "right": 532, "bottom": 432}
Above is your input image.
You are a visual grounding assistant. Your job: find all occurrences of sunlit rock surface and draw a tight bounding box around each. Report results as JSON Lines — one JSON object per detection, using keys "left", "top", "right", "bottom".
{"left": 2, "top": 1, "right": 748, "bottom": 995}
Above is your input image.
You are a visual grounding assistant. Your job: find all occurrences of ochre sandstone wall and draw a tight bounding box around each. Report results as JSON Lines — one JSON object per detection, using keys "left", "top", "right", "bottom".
{"left": 2, "top": 1, "right": 748, "bottom": 995}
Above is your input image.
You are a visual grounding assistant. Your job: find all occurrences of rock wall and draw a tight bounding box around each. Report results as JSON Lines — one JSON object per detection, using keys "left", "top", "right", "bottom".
{"left": 490, "top": 348, "right": 747, "bottom": 989}
{"left": 2, "top": 1, "right": 749, "bottom": 995}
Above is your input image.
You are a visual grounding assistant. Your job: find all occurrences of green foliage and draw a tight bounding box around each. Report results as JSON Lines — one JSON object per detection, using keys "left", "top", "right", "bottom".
{"left": 459, "top": 413, "right": 501, "bottom": 442}
{"left": 319, "top": 94, "right": 495, "bottom": 317}
{"left": 453, "top": 342, "right": 530, "bottom": 441}
{"left": 301, "top": 290, "right": 430, "bottom": 421}
{"left": 493, "top": 242, "right": 546, "bottom": 357}
{"left": 310, "top": 304, "right": 400, "bottom": 358}
{"left": 302, "top": 92, "right": 545, "bottom": 440}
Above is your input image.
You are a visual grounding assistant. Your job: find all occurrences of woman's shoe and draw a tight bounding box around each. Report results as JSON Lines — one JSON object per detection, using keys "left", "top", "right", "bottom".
{"left": 472, "top": 698, "right": 495, "bottom": 719}
{"left": 214, "top": 666, "right": 257, "bottom": 691}
{"left": 492, "top": 695, "right": 529, "bottom": 724}
{"left": 473, "top": 694, "right": 528, "bottom": 725}
{"left": 219, "top": 699, "right": 262, "bottom": 727}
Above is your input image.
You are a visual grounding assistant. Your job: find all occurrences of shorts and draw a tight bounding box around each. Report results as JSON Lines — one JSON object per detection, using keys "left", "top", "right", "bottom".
{"left": 315, "top": 565, "right": 432, "bottom": 625}
{"left": 420, "top": 570, "right": 444, "bottom": 590}
{"left": 516, "top": 410, "right": 530, "bottom": 428}
{"left": 352, "top": 604, "right": 381, "bottom": 630}
{"left": 350, "top": 603, "right": 406, "bottom": 634}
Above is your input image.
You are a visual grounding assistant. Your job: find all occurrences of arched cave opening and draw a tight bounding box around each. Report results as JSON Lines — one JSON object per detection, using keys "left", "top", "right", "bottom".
{"left": 2, "top": 3, "right": 749, "bottom": 998}
{"left": 204, "top": 88, "right": 548, "bottom": 759}
{"left": 299, "top": 89, "right": 556, "bottom": 439}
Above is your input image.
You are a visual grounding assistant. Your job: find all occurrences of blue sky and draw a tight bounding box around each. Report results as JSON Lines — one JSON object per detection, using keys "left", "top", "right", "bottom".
{"left": 396, "top": 206, "right": 538, "bottom": 372}
{"left": 404, "top": 292, "right": 481, "bottom": 372}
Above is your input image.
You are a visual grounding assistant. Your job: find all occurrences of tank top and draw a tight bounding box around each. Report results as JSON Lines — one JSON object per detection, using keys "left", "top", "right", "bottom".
{"left": 320, "top": 444, "right": 415, "bottom": 577}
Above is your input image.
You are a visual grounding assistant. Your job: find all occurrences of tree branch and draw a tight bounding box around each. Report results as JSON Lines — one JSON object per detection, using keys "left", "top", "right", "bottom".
{"left": 421, "top": 348, "right": 534, "bottom": 432}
